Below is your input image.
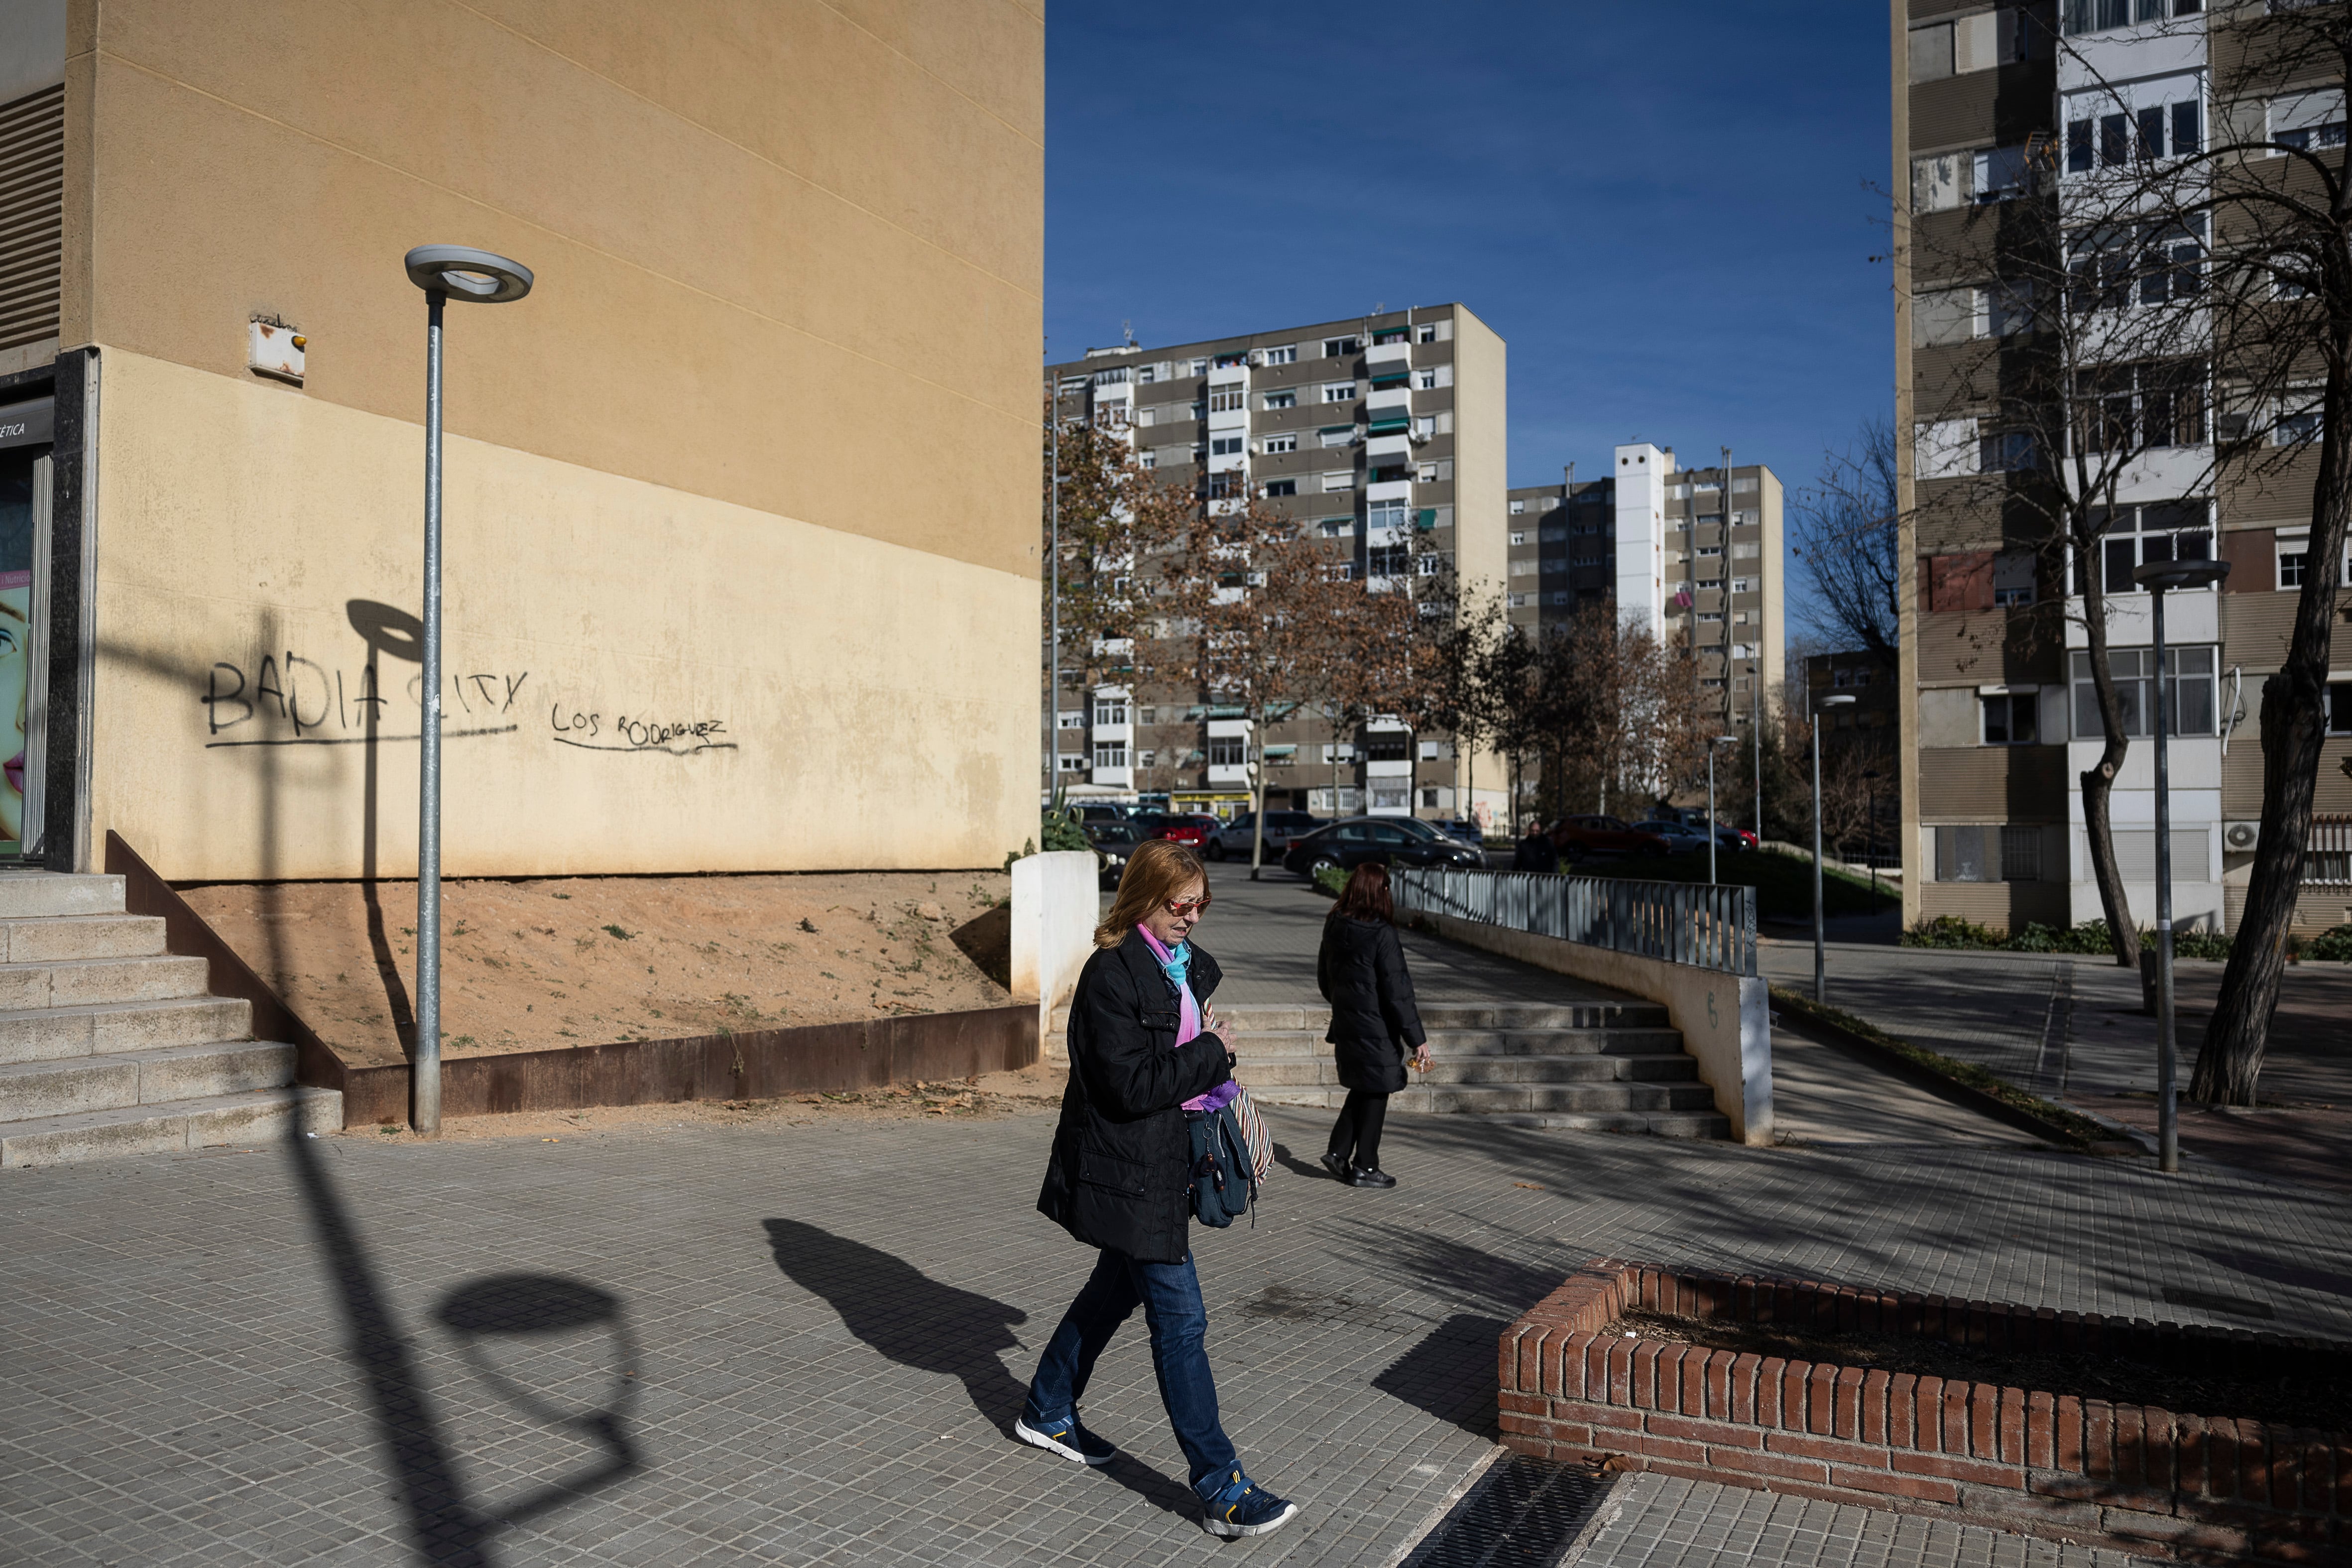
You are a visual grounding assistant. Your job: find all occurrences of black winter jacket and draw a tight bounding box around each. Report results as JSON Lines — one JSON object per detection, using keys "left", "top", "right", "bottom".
{"left": 1316, "top": 916, "right": 1427, "bottom": 1094}
{"left": 1036, "top": 931, "right": 1233, "bottom": 1263}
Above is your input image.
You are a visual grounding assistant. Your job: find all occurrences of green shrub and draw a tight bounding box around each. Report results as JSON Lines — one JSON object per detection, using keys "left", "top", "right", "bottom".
{"left": 1313, "top": 863, "right": 1348, "bottom": 898}
{"left": 1040, "top": 808, "right": 1090, "bottom": 854}
{"left": 2303, "top": 924, "right": 2352, "bottom": 963}
{"left": 1903, "top": 915, "right": 2234, "bottom": 959}
{"left": 1901, "top": 915, "right": 2009, "bottom": 949}
{"left": 2172, "top": 928, "right": 2235, "bottom": 962}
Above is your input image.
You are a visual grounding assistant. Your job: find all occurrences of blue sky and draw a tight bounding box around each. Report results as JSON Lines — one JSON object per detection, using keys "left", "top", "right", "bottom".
{"left": 1045, "top": 3, "right": 1894, "bottom": 499}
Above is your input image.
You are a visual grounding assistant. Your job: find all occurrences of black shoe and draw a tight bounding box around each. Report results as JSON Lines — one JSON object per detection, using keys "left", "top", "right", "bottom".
{"left": 1319, "top": 1151, "right": 1352, "bottom": 1182}
{"left": 1349, "top": 1167, "right": 1397, "bottom": 1189}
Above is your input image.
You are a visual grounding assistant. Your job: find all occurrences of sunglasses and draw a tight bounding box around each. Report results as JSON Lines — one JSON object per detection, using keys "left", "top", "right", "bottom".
{"left": 1165, "top": 895, "right": 1212, "bottom": 918}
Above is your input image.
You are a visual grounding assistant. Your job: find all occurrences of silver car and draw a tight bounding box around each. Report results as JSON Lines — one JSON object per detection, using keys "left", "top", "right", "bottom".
{"left": 1630, "top": 819, "right": 1711, "bottom": 854}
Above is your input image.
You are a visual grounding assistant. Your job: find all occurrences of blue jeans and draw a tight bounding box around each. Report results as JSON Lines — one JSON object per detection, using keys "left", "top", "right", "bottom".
{"left": 1023, "top": 1248, "right": 1238, "bottom": 1493}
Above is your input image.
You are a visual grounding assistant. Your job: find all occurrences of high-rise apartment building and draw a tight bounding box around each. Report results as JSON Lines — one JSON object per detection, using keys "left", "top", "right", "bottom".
{"left": 1893, "top": 0, "right": 2352, "bottom": 935}
{"left": 1046, "top": 304, "right": 1510, "bottom": 825}
{"left": 1506, "top": 449, "right": 1786, "bottom": 734}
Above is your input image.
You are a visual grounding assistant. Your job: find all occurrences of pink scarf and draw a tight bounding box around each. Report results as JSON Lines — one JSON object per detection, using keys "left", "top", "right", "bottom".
{"left": 1136, "top": 926, "right": 1237, "bottom": 1112}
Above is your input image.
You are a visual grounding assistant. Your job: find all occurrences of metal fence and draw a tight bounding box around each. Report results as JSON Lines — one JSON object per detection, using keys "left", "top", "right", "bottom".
{"left": 1392, "top": 866, "right": 1758, "bottom": 978}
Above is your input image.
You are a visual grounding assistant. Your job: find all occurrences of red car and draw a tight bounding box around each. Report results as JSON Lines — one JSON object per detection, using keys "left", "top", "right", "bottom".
{"left": 1137, "top": 813, "right": 1218, "bottom": 848}
{"left": 1547, "top": 814, "right": 1670, "bottom": 858}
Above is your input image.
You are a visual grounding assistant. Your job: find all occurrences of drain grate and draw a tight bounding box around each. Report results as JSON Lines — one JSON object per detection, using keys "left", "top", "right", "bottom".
{"left": 1401, "top": 1454, "right": 1617, "bottom": 1568}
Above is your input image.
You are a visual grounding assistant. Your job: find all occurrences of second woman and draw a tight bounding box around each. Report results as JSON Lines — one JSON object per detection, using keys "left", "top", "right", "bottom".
{"left": 1315, "top": 862, "right": 1428, "bottom": 1189}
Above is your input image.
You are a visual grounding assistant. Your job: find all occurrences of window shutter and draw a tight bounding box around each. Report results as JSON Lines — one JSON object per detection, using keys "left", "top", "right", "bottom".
{"left": 0, "top": 84, "right": 65, "bottom": 356}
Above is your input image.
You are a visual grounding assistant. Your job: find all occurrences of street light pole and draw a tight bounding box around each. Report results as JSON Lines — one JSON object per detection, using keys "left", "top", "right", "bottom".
{"left": 1707, "top": 734, "right": 1738, "bottom": 885}
{"left": 400, "top": 246, "right": 533, "bottom": 1137}
{"left": 1863, "top": 768, "right": 1882, "bottom": 909}
{"left": 1048, "top": 380, "right": 1062, "bottom": 809}
{"left": 1814, "top": 694, "right": 1856, "bottom": 1003}
{"left": 2133, "top": 554, "right": 2229, "bottom": 1175}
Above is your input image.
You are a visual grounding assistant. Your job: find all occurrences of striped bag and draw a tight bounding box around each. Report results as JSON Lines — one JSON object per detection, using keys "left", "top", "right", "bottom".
{"left": 1229, "top": 1084, "right": 1274, "bottom": 1184}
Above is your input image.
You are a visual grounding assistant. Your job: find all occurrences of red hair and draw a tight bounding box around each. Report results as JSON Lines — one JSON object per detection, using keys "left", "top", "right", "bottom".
{"left": 1329, "top": 861, "right": 1393, "bottom": 923}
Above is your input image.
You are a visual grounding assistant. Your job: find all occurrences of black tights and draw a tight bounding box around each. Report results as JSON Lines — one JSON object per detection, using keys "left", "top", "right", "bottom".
{"left": 1327, "top": 1089, "right": 1388, "bottom": 1171}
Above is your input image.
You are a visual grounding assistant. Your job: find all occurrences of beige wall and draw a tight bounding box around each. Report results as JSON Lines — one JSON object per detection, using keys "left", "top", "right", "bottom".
{"left": 64, "top": 0, "right": 1044, "bottom": 875}
{"left": 92, "top": 352, "right": 1036, "bottom": 879}
{"left": 1449, "top": 304, "right": 1510, "bottom": 795}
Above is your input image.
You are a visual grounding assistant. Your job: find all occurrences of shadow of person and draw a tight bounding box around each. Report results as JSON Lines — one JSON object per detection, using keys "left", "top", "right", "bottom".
{"left": 760, "top": 1219, "right": 1199, "bottom": 1521}
{"left": 761, "top": 1218, "right": 1028, "bottom": 1434}
{"left": 1269, "top": 1140, "right": 1334, "bottom": 1181}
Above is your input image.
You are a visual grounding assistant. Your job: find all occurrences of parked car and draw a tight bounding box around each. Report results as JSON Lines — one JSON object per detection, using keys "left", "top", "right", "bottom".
{"left": 1083, "top": 820, "right": 1146, "bottom": 888}
{"left": 1699, "top": 820, "right": 1758, "bottom": 851}
{"left": 1071, "top": 803, "right": 1130, "bottom": 826}
{"left": 1630, "top": 819, "right": 1711, "bottom": 855}
{"left": 1132, "top": 812, "right": 1217, "bottom": 848}
{"left": 1434, "top": 817, "right": 1488, "bottom": 847}
{"left": 1547, "top": 814, "right": 1670, "bottom": 858}
{"left": 1205, "top": 811, "right": 1325, "bottom": 861}
{"left": 1282, "top": 816, "right": 1486, "bottom": 879}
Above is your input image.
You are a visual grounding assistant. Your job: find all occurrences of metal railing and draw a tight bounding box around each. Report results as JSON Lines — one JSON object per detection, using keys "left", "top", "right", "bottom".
{"left": 1393, "top": 866, "right": 1758, "bottom": 977}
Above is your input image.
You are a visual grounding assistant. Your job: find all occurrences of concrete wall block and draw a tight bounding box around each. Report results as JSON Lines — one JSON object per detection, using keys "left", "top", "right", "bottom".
{"left": 1010, "top": 851, "right": 1099, "bottom": 1042}
{"left": 0, "top": 1009, "right": 95, "bottom": 1065}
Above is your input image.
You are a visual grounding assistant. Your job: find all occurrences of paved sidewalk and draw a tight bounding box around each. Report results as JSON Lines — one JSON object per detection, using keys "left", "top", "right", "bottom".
{"left": 9, "top": 1079, "right": 2352, "bottom": 1565}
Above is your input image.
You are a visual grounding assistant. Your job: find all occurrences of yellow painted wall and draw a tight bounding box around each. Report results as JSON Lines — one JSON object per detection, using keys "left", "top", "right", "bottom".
{"left": 91, "top": 352, "right": 1035, "bottom": 879}
{"left": 61, "top": 0, "right": 1044, "bottom": 875}
{"left": 1448, "top": 304, "right": 1511, "bottom": 799}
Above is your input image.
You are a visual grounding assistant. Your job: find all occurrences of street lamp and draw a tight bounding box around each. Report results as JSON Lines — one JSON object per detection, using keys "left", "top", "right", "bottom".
{"left": 401, "top": 245, "right": 533, "bottom": 1137}
{"left": 1706, "top": 734, "right": 1739, "bottom": 885}
{"left": 1814, "top": 694, "right": 1857, "bottom": 1003}
{"left": 2132, "top": 553, "right": 2230, "bottom": 1175}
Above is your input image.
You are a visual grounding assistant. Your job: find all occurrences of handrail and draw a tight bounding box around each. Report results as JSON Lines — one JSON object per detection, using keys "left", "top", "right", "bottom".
{"left": 1392, "top": 865, "right": 1757, "bottom": 977}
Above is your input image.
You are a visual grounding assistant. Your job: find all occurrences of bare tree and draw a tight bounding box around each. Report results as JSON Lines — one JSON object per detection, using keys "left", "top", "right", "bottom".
{"left": 1791, "top": 419, "right": 1902, "bottom": 669}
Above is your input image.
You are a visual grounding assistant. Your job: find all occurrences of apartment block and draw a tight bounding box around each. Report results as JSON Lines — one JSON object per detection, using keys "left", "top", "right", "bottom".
{"left": 1046, "top": 304, "right": 1510, "bottom": 826}
{"left": 1506, "top": 448, "right": 1786, "bottom": 735}
{"left": 1894, "top": 0, "right": 2352, "bottom": 934}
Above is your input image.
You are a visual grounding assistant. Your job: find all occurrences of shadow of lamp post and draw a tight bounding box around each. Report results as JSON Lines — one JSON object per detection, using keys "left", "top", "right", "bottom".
{"left": 1813, "top": 694, "right": 1856, "bottom": 1002}
{"left": 2133, "top": 553, "right": 2229, "bottom": 1175}
{"left": 401, "top": 245, "right": 534, "bottom": 1136}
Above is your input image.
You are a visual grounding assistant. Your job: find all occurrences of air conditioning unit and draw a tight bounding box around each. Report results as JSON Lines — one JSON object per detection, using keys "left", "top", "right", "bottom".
{"left": 1410, "top": 428, "right": 1430, "bottom": 444}
{"left": 2224, "top": 821, "right": 2260, "bottom": 852}
{"left": 1245, "top": 349, "right": 1266, "bottom": 367}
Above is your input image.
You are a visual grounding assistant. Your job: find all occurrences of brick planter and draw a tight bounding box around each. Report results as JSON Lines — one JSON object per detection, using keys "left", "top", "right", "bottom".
{"left": 1498, "top": 1259, "right": 2352, "bottom": 1565}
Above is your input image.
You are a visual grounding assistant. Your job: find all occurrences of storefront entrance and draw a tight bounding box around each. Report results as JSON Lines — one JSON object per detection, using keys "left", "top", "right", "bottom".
{"left": 0, "top": 394, "right": 50, "bottom": 859}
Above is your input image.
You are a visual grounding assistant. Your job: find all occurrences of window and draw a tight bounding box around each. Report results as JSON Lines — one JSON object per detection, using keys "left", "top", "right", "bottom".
{"left": 2274, "top": 533, "right": 2350, "bottom": 589}
{"left": 1368, "top": 544, "right": 1409, "bottom": 578}
{"left": 2333, "top": 683, "right": 2352, "bottom": 735}
{"left": 1208, "top": 386, "right": 1247, "bottom": 413}
{"left": 2071, "top": 500, "right": 2212, "bottom": 595}
{"left": 2276, "top": 388, "right": 2324, "bottom": 446}
{"left": 1935, "top": 826, "right": 2045, "bottom": 882}
{"left": 2068, "top": 118, "right": 2094, "bottom": 173}
{"left": 1317, "top": 518, "right": 1354, "bottom": 538}
{"left": 1982, "top": 693, "right": 2039, "bottom": 744}
{"left": 1094, "top": 697, "right": 1128, "bottom": 726}
{"left": 1261, "top": 479, "right": 1296, "bottom": 498}
{"left": 1696, "top": 544, "right": 1722, "bottom": 558}
{"left": 1057, "top": 753, "right": 1087, "bottom": 772}
{"left": 2071, "top": 360, "right": 2207, "bottom": 451}
{"left": 1207, "top": 737, "right": 1247, "bottom": 767}
{"left": 1138, "top": 707, "right": 1159, "bottom": 725}
{"left": 1323, "top": 337, "right": 1359, "bottom": 358}
{"left": 1323, "top": 383, "right": 1357, "bottom": 403}
{"left": 1993, "top": 551, "right": 2037, "bottom": 607}
{"left": 1265, "top": 345, "right": 1297, "bottom": 364}
{"left": 1414, "top": 370, "right": 1438, "bottom": 390}
{"left": 1509, "top": 530, "right": 1527, "bottom": 547}
{"left": 1319, "top": 426, "right": 1356, "bottom": 448}
{"left": 2071, "top": 646, "right": 2217, "bottom": 738}
{"left": 1263, "top": 432, "right": 1297, "bottom": 454}
{"left": 1510, "top": 500, "right": 1526, "bottom": 515}
{"left": 1369, "top": 498, "right": 1409, "bottom": 532}
{"left": 1416, "top": 324, "right": 1437, "bottom": 343}
{"left": 1209, "top": 435, "right": 1244, "bottom": 457}
{"left": 2063, "top": 0, "right": 2197, "bottom": 33}
{"left": 1322, "top": 472, "right": 1355, "bottom": 492}
{"left": 1207, "top": 472, "right": 1243, "bottom": 498}
{"left": 1373, "top": 329, "right": 1409, "bottom": 346}
{"left": 1262, "top": 390, "right": 1297, "bottom": 410}
{"left": 1188, "top": 359, "right": 1208, "bottom": 376}
{"left": 1416, "top": 462, "right": 1441, "bottom": 483}
{"left": 1975, "top": 144, "right": 2031, "bottom": 201}
{"left": 2270, "top": 89, "right": 2348, "bottom": 154}
{"left": 1139, "top": 451, "right": 1156, "bottom": 471}
{"left": 1092, "top": 741, "right": 1128, "bottom": 769}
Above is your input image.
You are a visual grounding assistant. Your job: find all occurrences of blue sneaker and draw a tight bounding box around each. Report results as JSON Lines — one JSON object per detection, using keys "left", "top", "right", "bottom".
{"left": 1014, "top": 1411, "right": 1116, "bottom": 1466}
{"left": 1197, "top": 1468, "right": 1300, "bottom": 1538}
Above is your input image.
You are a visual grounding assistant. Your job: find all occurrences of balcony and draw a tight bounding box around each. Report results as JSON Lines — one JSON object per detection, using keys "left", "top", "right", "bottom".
{"left": 1364, "top": 340, "right": 1413, "bottom": 383}
{"left": 1366, "top": 432, "right": 1412, "bottom": 462}
{"left": 1366, "top": 478, "right": 1413, "bottom": 504}
{"left": 1366, "top": 386, "right": 1412, "bottom": 422}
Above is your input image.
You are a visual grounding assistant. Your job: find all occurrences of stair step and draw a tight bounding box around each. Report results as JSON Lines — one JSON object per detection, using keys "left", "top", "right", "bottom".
{"left": 0, "top": 1040, "right": 297, "bottom": 1120}
{"left": 0, "top": 1085, "right": 342, "bottom": 1167}
{"left": 0, "top": 873, "right": 127, "bottom": 921}
{"left": 0, "top": 914, "right": 167, "bottom": 963}
{"left": 0, "top": 996, "right": 254, "bottom": 1066}
{"left": 1225, "top": 1028, "right": 1688, "bottom": 1059}
{"left": 1218, "top": 1001, "right": 1670, "bottom": 1031}
{"left": 0, "top": 954, "right": 211, "bottom": 1011}
{"left": 1236, "top": 1053, "right": 1701, "bottom": 1088}
{"left": 1248, "top": 1082, "right": 1720, "bottom": 1115}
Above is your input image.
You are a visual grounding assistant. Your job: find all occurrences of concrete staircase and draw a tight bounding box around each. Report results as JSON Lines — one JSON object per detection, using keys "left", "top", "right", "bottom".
{"left": 0, "top": 872, "right": 340, "bottom": 1167}
{"left": 1222, "top": 1000, "right": 1731, "bottom": 1139}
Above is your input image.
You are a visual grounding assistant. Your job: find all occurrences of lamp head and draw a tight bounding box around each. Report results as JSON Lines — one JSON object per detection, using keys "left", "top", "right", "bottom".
{"left": 1818, "top": 694, "right": 1857, "bottom": 710}
{"left": 2131, "top": 558, "right": 2230, "bottom": 593}
{"left": 1711, "top": 734, "right": 1740, "bottom": 746}
{"left": 405, "top": 245, "right": 534, "bottom": 304}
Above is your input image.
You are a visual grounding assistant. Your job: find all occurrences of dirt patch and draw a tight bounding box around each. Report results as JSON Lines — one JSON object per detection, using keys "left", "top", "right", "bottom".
{"left": 181, "top": 872, "right": 1015, "bottom": 1070}
{"left": 1616, "top": 1308, "right": 2348, "bottom": 1433}
{"left": 332, "top": 1061, "right": 1067, "bottom": 1143}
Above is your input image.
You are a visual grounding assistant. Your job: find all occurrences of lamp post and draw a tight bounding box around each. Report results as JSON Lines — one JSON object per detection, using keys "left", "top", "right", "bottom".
{"left": 2132, "top": 554, "right": 2229, "bottom": 1175}
{"left": 1707, "top": 733, "right": 1739, "bottom": 885}
{"left": 1814, "top": 694, "right": 1857, "bottom": 1003}
{"left": 401, "top": 245, "right": 533, "bottom": 1137}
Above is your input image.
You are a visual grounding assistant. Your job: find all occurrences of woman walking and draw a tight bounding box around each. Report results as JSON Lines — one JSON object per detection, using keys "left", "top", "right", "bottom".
{"left": 1317, "top": 862, "right": 1428, "bottom": 1190}
{"left": 1022, "top": 839, "right": 1301, "bottom": 1540}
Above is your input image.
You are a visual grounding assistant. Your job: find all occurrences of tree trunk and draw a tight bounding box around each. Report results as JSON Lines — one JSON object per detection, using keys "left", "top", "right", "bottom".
{"left": 2194, "top": 346, "right": 2352, "bottom": 1105}
{"left": 2073, "top": 516, "right": 2143, "bottom": 968}
{"left": 1248, "top": 759, "right": 1268, "bottom": 882}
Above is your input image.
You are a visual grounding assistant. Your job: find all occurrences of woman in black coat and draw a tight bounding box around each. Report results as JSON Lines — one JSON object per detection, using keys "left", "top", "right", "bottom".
{"left": 1316, "top": 861, "right": 1428, "bottom": 1189}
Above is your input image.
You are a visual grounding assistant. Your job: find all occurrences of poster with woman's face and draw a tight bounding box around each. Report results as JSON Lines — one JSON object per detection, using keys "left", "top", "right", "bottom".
{"left": 0, "top": 570, "right": 29, "bottom": 849}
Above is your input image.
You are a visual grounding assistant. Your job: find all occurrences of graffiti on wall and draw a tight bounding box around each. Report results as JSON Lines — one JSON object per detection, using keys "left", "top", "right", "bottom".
{"left": 196, "top": 601, "right": 734, "bottom": 759}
